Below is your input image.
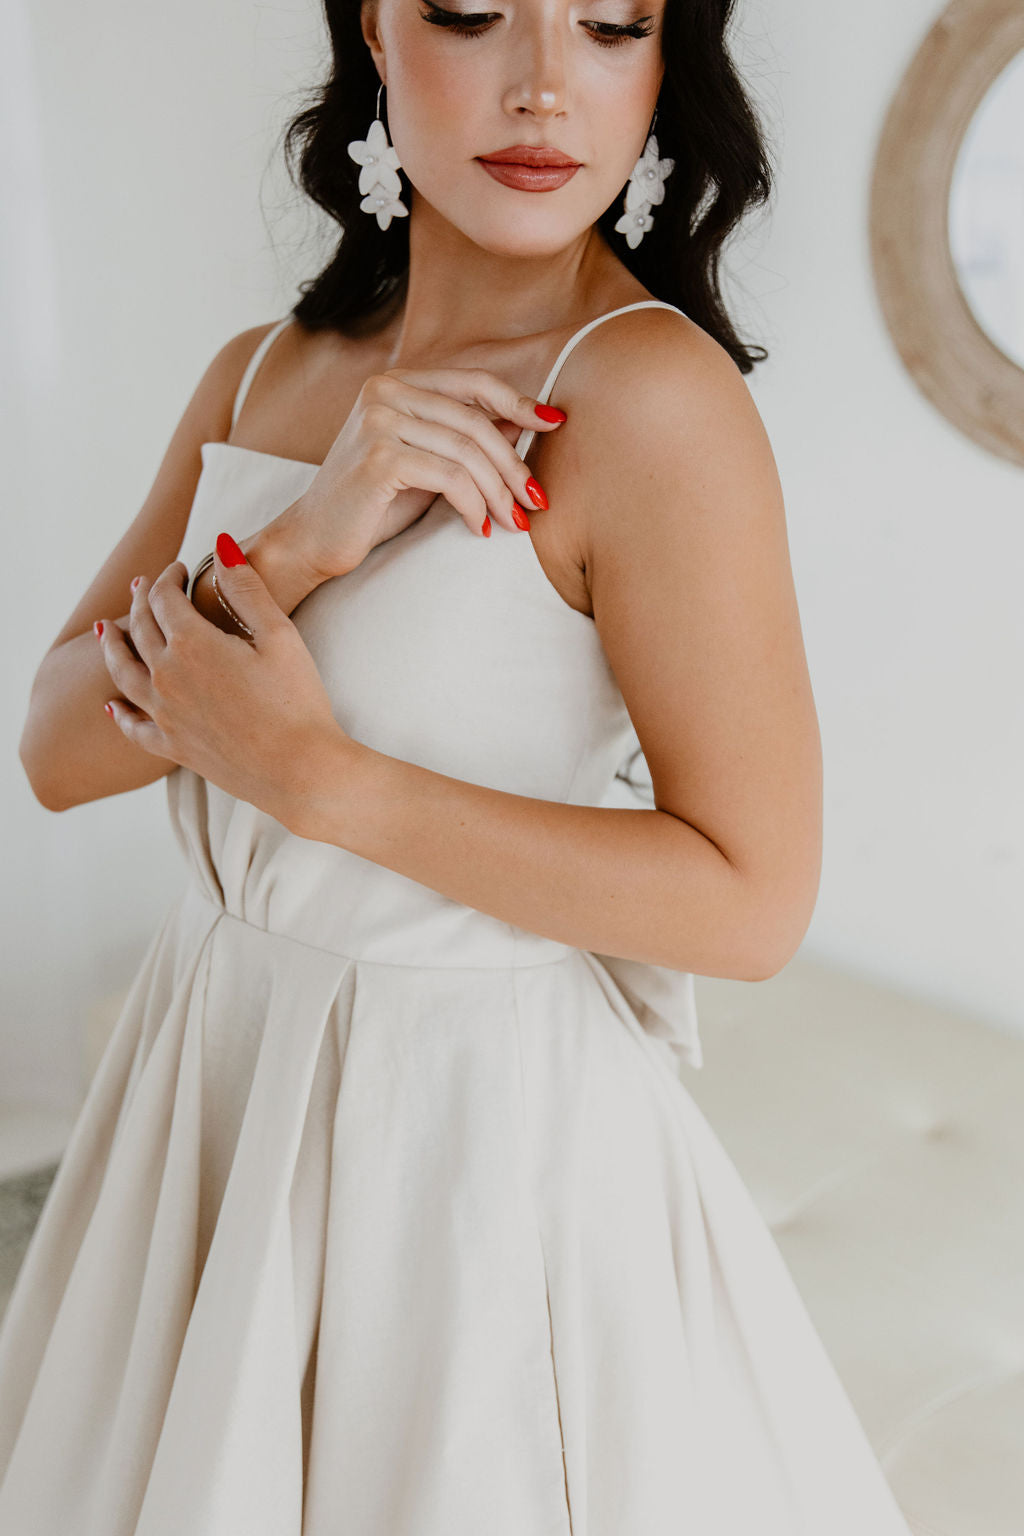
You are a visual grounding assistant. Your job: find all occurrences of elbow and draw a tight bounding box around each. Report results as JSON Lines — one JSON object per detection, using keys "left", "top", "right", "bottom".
{"left": 740, "top": 875, "right": 820, "bottom": 983}
{"left": 748, "top": 937, "right": 804, "bottom": 983}
{"left": 743, "top": 933, "right": 805, "bottom": 985}
{"left": 19, "top": 728, "right": 70, "bottom": 815}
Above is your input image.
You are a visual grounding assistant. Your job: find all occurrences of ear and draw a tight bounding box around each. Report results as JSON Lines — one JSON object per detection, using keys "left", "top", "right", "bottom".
{"left": 360, "top": 0, "right": 385, "bottom": 73}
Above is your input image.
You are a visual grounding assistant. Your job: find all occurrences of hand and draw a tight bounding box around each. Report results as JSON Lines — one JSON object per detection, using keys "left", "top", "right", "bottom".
{"left": 283, "top": 365, "right": 567, "bottom": 582}
{"left": 97, "top": 540, "right": 347, "bottom": 826}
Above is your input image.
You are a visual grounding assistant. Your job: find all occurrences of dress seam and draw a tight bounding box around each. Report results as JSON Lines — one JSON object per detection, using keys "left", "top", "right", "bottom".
{"left": 185, "top": 886, "right": 576, "bottom": 972}
{"left": 509, "top": 964, "right": 576, "bottom": 1536}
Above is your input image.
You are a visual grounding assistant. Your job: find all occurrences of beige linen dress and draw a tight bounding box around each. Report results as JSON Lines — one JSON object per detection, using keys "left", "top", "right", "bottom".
{"left": 0, "top": 304, "right": 914, "bottom": 1535}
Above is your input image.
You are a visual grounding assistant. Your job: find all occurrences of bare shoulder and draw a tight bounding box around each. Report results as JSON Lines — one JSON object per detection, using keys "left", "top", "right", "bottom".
{"left": 533, "top": 305, "right": 779, "bottom": 599}
{"left": 218, "top": 316, "right": 376, "bottom": 460}
{"left": 592, "top": 302, "right": 776, "bottom": 549}
{"left": 198, "top": 319, "right": 297, "bottom": 442}
{"left": 557, "top": 300, "right": 790, "bottom": 644}
{"left": 549, "top": 307, "right": 821, "bottom": 975}
{"left": 566, "top": 303, "right": 765, "bottom": 493}
{"left": 219, "top": 317, "right": 286, "bottom": 363}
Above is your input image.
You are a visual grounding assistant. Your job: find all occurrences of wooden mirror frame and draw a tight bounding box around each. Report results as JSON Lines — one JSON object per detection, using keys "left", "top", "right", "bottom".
{"left": 869, "top": 0, "right": 1024, "bottom": 467}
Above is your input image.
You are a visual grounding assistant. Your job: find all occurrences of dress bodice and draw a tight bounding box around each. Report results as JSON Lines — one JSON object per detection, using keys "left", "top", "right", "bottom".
{"left": 167, "top": 302, "right": 702, "bottom": 1068}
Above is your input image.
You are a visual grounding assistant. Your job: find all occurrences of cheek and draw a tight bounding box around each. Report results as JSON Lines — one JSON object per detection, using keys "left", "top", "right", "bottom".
{"left": 386, "top": 37, "right": 491, "bottom": 166}
{"left": 581, "top": 101, "right": 645, "bottom": 186}
{"left": 590, "top": 64, "right": 664, "bottom": 171}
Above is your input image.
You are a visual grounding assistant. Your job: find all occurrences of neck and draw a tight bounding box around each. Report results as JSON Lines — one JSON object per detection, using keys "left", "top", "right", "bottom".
{"left": 380, "top": 191, "right": 628, "bottom": 366}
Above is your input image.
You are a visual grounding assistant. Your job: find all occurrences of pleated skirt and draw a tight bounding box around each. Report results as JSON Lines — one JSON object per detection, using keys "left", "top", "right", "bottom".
{"left": 0, "top": 879, "right": 913, "bottom": 1535}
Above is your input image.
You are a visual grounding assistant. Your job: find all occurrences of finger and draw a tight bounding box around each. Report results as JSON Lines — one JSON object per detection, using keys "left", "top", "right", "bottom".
{"left": 147, "top": 557, "right": 259, "bottom": 649}
{"left": 97, "top": 618, "right": 156, "bottom": 713}
{"left": 393, "top": 414, "right": 531, "bottom": 534}
{"left": 128, "top": 574, "right": 169, "bottom": 669}
{"left": 201, "top": 533, "right": 285, "bottom": 648}
{"left": 376, "top": 374, "right": 555, "bottom": 517}
{"left": 104, "top": 696, "right": 170, "bottom": 757}
{"left": 382, "top": 444, "right": 492, "bottom": 538}
{"left": 144, "top": 560, "right": 207, "bottom": 644}
{"left": 380, "top": 366, "right": 567, "bottom": 439}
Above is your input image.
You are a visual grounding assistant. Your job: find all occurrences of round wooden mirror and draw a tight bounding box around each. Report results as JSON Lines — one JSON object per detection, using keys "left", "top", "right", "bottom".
{"left": 869, "top": 0, "right": 1024, "bottom": 467}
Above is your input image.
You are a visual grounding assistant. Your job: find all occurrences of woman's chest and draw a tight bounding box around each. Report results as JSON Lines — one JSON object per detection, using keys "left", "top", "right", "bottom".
{"left": 227, "top": 329, "right": 594, "bottom": 621}
{"left": 179, "top": 447, "right": 632, "bottom": 803}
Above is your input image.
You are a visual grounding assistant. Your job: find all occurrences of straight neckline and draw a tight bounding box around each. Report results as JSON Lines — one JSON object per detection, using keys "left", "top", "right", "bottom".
{"left": 201, "top": 440, "right": 320, "bottom": 471}
{"left": 195, "top": 438, "right": 600, "bottom": 631}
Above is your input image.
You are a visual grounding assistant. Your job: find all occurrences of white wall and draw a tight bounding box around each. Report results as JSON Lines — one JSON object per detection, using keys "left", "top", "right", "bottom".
{"left": 1, "top": 0, "right": 328, "bottom": 1109}
{"left": 737, "top": 0, "right": 1023, "bottom": 1033}
{"left": 2, "top": 0, "right": 1021, "bottom": 1113}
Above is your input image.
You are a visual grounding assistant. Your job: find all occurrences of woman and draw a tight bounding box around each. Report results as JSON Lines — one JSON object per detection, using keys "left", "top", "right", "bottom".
{"left": 1, "top": 0, "right": 915, "bottom": 1531}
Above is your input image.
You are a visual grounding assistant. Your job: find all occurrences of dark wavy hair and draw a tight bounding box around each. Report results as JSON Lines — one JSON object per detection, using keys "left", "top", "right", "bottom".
{"left": 279, "top": 0, "right": 775, "bottom": 373}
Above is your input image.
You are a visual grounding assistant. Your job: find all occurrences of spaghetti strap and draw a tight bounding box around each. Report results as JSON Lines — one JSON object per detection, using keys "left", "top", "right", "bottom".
{"left": 514, "top": 299, "right": 686, "bottom": 461}
{"left": 230, "top": 317, "right": 295, "bottom": 432}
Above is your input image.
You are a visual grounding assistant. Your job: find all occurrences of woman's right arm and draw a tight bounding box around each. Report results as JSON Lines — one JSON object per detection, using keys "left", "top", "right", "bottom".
{"left": 24, "top": 338, "right": 567, "bottom": 814}
{"left": 19, "top": 323, "right": 281, "bottom": 813}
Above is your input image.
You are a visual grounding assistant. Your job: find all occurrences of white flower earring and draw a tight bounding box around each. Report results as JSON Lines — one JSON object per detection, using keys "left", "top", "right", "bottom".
{"left": 347, "top": 81, "right": 409, "bottom": 230}
{"left": 614, "top": 109, "right": 674, "bottom": 250}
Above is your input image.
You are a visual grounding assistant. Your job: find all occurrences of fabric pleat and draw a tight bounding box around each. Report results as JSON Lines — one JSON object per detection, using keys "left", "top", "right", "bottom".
{"left": 0, "top": 885, "right": 915, "bottom": 1534}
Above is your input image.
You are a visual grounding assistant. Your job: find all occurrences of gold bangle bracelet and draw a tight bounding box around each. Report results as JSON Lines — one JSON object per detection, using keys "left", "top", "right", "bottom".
{"left": 185, "top": 550, "right": 255, "bottom": 643}
{"left": 185, "top": 550, "right": 215, "bottom": 602}
{"left": 211, "top": 570, "right": 254, "bottom": 640}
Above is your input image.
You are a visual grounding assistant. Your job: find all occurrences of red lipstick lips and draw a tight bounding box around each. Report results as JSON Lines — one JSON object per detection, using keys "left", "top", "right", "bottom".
{"left": 477, "top": 145, "right": 582, "bottom": 191}
{"left": 480, "top": 145, "right": 581, "bottom": 167}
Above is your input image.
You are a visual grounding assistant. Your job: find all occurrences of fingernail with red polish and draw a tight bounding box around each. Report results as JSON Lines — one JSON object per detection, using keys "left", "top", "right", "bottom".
{"left": 481, "top": 516, "right": 491, "bottom": 538}
{"left": 534, "top": 403, "right": 567, "bottom": 423}
{"left": 216, "top": 531, "right": 248, "bottom": 566}
{"left": 94, "top": 620, "right": 104, "bottom": 638}
{"left": 511, "top": 504, "right": 531, "bottom": 531}
{"left": 130, "top": 576, "right": 141, "bottom": 592}
{"left": 104, "top": 701, "right": 114, "bottom": 718}
{"left": 525, "top": 477, "right": 548, "bottom": 510}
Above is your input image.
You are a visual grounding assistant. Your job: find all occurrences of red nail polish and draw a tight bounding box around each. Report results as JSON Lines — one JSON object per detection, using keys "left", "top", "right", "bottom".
{"left": 534, "top": 403, "right": 567, "bottom": 423}
{"left": 481, "top": 515, "right": 491, "bottom": 537}
{"left": 525, "top": 477, "right": 548, "bottom": 510}
{"left": 511, "top": 504, "right": 531, "bottom": 531}
{"left": 94, "top": 620, "right": 104, "bottom": 638}
{"left": 130, "top": 576, "right": 141, "bottom": 592}
{"left": 104, "top": 701, "right": 114, "bottom": 718}
{"left": 216, "top": 531, "right": 248, "bottom": 566}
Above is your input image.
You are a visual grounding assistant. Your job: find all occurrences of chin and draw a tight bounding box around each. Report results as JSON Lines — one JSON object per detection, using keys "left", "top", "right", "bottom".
{"left": 444, "top": 203, "right": 592, "bottom": 259}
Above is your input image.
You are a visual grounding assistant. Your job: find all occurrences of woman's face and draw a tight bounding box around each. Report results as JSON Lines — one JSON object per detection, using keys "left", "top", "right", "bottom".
{"left": 360, "top": 0, "right": 666, "bottom": 256}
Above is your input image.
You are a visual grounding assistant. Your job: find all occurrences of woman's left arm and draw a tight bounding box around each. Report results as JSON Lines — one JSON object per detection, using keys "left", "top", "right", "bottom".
{"left": 99, "top": 317, "right": 821, "bottom": 984}
{"left": 267, "top": 315, "right": 822, "bottom": 985}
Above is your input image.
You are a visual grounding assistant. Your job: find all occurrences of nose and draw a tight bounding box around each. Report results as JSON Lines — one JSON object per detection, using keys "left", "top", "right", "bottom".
{"left": 502, "top": 22, "right": 570, "bottom": 119}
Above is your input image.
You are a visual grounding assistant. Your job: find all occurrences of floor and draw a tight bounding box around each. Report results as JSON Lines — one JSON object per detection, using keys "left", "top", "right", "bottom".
{"left": 0, "top": 1102, "right": 77, "bottom": 1184}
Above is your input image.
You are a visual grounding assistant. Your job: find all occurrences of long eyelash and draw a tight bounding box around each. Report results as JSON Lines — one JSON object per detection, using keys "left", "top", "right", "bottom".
{"left": 418, "top": 3, "right": 655, "bottom": 46}
{"left": 586, "top": 19, "right": 656, "bottom": 45}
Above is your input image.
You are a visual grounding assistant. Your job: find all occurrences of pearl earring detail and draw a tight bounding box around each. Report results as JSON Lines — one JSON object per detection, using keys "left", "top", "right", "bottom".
{"left": 347, "top": 81, "right": 409, "bottom": 230}
{"left": 614, "top": 110, "right": 674, "bottom": 250}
